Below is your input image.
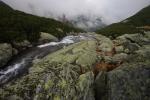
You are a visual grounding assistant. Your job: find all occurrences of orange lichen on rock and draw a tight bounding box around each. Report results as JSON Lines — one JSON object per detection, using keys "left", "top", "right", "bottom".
{"left": 94, "top": 45, "right": 123, "bottom": 76}
{"left": 93, "top": 61, "right": 123, "bottom": 76}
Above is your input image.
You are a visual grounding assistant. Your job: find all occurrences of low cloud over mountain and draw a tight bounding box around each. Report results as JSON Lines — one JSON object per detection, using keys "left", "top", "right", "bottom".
{"left": 2, "top": 0, "right": 150, "bottom": 30}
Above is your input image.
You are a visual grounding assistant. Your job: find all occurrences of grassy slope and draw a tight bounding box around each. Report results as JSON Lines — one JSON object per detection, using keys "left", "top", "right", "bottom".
{"left": 96, "top": 5, "right": 150, "bottom": 38}
{"left": 0, "top": 1, "right": 83, "bottom": 43}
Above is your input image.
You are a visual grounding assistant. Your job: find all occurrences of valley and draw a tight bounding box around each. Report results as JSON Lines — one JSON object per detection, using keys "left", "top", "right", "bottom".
{"left": 0, "top": 1, "right": 150, "bottom": 100}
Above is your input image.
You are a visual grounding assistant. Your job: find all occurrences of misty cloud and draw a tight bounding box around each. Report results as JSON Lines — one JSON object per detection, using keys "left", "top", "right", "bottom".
{"left": 2, "top": 0, "right": 150, "bottom": 24}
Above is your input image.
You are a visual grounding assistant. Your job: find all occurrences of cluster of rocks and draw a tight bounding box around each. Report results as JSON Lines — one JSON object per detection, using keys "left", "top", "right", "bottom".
{"left": 95, "top": 32, "right": 150, "bottom": 100}
{"left": 0, "top": 32, "right": 150, "bottom": 100}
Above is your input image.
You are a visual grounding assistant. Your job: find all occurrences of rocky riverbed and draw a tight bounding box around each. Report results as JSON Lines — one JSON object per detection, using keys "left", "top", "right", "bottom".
{"left": 0, "top": 32, "right": 150, "bottom": 100}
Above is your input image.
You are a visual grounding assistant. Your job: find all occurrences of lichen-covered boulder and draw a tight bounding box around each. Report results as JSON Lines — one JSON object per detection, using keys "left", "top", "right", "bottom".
{"left": 76, "top": 72, "right": 95, "bottom": 100}
{"left": 0, "top": 40, "right": 98, "bottom": 100}
{"left": 38, "top": 32, "right": 58, "bottom": 44}
{"left": 95, "top": 34, "right": 114, "bottom": 52}
{"left": 0, "top": 43, "right": 13, "bottom": 68}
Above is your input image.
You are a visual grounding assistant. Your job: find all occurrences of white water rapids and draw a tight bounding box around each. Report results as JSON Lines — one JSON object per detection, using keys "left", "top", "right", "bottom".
{"left": 37, "top": 35, "right": 89, "bottom": 48}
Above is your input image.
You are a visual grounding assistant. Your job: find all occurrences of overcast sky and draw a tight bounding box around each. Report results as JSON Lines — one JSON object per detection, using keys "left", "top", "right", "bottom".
{"left": 2, "top": 0, "right": 150, "bottom": 24}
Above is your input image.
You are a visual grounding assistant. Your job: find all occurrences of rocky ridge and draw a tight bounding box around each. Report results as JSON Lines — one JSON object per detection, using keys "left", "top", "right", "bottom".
{"left": 0, "top": 32, "right": 150, "bottom": 100}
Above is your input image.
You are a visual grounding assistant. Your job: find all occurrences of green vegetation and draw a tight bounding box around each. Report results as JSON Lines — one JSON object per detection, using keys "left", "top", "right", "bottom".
{"left": 0, "top": 1, "right": 83, "bottom": 43}
{"left": 96, "top": 5, "right": 150, "bottom": 38}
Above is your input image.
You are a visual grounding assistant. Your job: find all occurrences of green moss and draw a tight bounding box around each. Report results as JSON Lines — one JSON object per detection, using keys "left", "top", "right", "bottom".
{"left": 44, "top": 80, "right": 54, "bottom": 90}
{"left": 58, "top": 79, "right": 67, "bottom": 89}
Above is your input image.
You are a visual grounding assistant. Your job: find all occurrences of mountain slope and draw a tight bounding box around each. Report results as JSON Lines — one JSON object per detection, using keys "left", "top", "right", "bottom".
{"left": 0, "top": 1, "right": 83, "bottom": 43}
{"left": 96, "top": 5, "right": 150, "bottom": 38}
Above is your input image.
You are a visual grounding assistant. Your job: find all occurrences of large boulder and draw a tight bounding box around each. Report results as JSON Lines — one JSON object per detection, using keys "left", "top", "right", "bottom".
{"left": 0, "top": 40, "right": 98, "bottom": 100}
{"left": 93, "top": 33, "right": 114, "bottom": 53}
{"left": 0, "top": 43, "right": 13, "bottom": 68}
{"left": 38, "top": 32, "right": 58, "bottom": 44}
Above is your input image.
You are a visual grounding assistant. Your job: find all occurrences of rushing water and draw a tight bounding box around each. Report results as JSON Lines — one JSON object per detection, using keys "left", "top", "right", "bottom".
{"left": 0, "top": 34, "right": 93, "bottom": 85}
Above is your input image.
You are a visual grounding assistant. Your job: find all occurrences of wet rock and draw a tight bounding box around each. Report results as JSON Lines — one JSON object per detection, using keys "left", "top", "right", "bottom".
{"left": 38, "top": 32, "right": 58, "bottom": 44}
{"left": 0, "top": 43, "right": 13, "bottom": 68}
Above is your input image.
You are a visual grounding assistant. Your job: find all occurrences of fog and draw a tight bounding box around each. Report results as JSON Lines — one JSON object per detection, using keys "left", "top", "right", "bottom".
{"left": 2, "top": 0, "right": 150, "bottom": 24}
